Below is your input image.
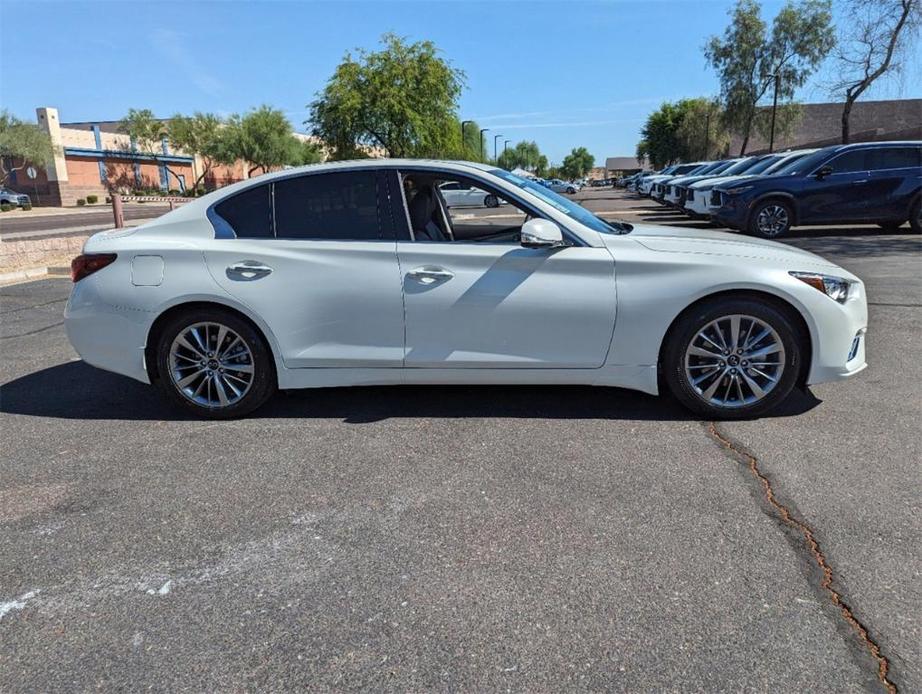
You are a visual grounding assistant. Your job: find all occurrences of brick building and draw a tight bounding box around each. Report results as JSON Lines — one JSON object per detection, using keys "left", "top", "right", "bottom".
{"left": 4, "top": 106, "right": 315, "bottom": 206}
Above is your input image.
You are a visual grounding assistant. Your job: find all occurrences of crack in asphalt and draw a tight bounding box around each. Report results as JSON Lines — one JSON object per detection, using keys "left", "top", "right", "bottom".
{"left": 867, "top": 302, "right": 921, "bottom": 308}
{"left": 0, "top": 321, "right": 64, "bottom": 340}
{"left": 704, "top": 421, "right": 897, "bottom": 694}
{"left": 0, "top": 297, "right": 68, "bottom": 315}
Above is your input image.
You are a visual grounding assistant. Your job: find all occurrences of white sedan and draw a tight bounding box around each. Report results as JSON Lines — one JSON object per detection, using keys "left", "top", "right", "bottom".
{"left": 438, "top": 181, "right": 501, "bottom": 208}
{"left": 65, "top": 159, "right": 868, "bottom": 419}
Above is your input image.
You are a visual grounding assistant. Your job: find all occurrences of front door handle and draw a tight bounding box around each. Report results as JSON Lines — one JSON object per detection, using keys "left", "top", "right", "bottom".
{"left": 226, "top": 261, "right": 273, "bottom": 281}
{"left": 407, "top": 266, "right": 454, "bottom": 285}
{"left": 852, "top": 179, "right": 869, "bottom": 184}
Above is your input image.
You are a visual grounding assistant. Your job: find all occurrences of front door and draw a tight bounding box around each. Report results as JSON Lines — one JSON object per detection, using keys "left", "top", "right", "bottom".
{"left": 798, "top": 149, "right": 872, "bottom": 223}
{"left": 394, "top": 169, "right": 616, "bottom": 368}
{"left": 204, "top": 169, "right": 405, "bottom": 368}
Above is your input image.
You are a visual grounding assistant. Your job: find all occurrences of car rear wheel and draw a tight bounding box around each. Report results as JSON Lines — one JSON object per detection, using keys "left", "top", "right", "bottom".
{"left": 910, "top": 198, "right": 921, "bottom": 234}
{"left": 663, "top": 299, "right": 802, "bottom": 419}
{"left": 154, "top": 308, "right": 276, "bottom": 418}
{"left": 484, "top": 194, "right": 499, "bottom": 208}
{"left": 748, "top": 200, "right": 793, "bottom": 239}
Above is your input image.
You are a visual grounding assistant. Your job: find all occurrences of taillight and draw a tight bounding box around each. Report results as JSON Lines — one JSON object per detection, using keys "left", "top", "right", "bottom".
{"left": 71, "top": 253, "right": 117, "bottom": 282}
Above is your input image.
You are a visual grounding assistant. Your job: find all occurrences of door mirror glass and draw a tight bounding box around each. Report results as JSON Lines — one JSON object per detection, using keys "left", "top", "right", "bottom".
{"left": 520, "top": 218, "right": 564, "bottom": 248}
{"left": 814, "top": 165, "right": 833, "bottom": 180}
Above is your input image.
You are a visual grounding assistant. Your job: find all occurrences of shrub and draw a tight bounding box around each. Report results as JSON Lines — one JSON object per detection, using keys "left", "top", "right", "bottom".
{"left": 168, "top": 189, "right": 180, "bottom": 196}
{"left": 76, "top": 198, "right": 86, "bottom": 206}
{"left": 21, "top": 203, "right": 32, "bottom": 211}
{"left": 86, "top": 194, "right": 98, "bottom": 204}
{"left": 105, "top": 196, "right": 111, "bottom": 204}
{"left": 1, "top": 203, "right": 12, "bottom": 212}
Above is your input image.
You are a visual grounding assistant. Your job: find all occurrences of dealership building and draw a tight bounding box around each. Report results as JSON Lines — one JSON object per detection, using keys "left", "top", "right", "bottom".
{"left": 7, "top": 106, "right": 315, "bottom": 206}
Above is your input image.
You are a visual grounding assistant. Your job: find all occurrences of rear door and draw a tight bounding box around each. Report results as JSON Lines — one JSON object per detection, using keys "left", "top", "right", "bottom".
{"left": 203, "top": 169, "right": 405, "bottom": 368}
{"left": 863, "top": 146, "right": 922, "bottom": 221}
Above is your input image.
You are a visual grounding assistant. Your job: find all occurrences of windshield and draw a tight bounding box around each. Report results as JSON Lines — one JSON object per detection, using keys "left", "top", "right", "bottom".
{"left": 738, "top": 155, "right": 784, "bottom": 176}
{"left": 490, "top": 169, "right": 630, "bottom": 235}
{"left": 719, "top": 158, "right": 758, "bottom": 175}
{"left": 770, "top": 148, "right": 832, "bottom": 176}
{"left": 764, "top": 151, "right": 810, "bottom": 174}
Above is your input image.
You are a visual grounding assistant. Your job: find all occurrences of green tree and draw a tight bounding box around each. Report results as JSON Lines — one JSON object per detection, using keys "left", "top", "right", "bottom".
{"left": 289, "top": 138, "right": 325, "bottom": 166}
{"left": 675, "top": 98, "right": 730, "bottom": 162}
{"left": 118, "top": 108, "right": 188, "bottom": 184}
{"left": 560, "top": 146, "right": 595, "bottom": 180}
{"left": 223, "top": 106, "right": 305, "bottom": 176}
{"left": 829, "top": 0, "right": 920, "bottom": 143}
{"left": 168, "top": 112, "right": 234, "bottom": 191}
{"left": 496, "top": 140, "right": 548, "bottom": 174}
{"left": 752, "top": 101, "right": 803, "bottom": 146}
{"left": 636, "top": 101, "right": 690, "bottom": 168}
{"left": 309, "top": 33, "right": 466, "bottom": 159}
{"left": 705, "top": 0, "right": 835, "bottom": 154}
{"left": 0, "top": 110, "right": 56, "bottom": 186}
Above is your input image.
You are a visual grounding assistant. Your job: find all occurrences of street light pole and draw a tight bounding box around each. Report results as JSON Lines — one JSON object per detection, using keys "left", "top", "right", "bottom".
{"left": 504, "top": 139, "right": 511, "bottom": 154}
{"left": 703, "top": 107, "right": 711, "bottom": 160}
{"left": 494, "top": 134, "right": 503, "bottom": 161}
{"left": 768, "top": 73, "right": 780, "bottom": 153}
{"left": 479, "top": 128, "right": 489, "bottom": 160}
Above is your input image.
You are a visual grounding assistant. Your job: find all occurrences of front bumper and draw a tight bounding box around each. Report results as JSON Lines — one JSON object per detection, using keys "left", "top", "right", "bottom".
{"left": 803, "top": 280, "right": 869, "bottom": 385}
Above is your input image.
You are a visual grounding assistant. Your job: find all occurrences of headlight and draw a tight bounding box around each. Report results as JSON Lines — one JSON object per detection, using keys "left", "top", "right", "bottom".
{"left": 790, "top": 271, "right": 851, "bottom": 303}
{"left": 723, "top": 184, "right": 754, "bottom": 195}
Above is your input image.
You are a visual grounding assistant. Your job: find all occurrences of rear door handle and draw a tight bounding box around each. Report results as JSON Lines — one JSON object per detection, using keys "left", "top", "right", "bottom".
{"left": 226, "top": 261, "right": 273, "bottom": 281}
{"left": 852, "top": 180, "right": 869, "bottom": 184}
{"left": 407, "top": 266, "right": 454, "bottom": 285}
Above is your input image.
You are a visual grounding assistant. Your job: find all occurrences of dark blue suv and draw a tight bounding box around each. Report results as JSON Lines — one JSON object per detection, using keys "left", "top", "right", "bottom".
{"left": 711, "top": 141, "right": 921, "bottom": 238}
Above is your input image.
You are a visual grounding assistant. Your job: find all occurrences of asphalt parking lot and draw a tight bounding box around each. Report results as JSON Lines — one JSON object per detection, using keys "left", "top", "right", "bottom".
{"left": 1, "top": 190, "right": 919, "bottom": 692}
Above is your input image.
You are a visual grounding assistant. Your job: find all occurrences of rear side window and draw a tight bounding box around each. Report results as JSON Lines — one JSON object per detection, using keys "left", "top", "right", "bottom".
{"left": 274, "top": 171, "right": 381, "bottom": 240}
{"left": 213, "top": 184, "right": 272, "bottom": 238}
{"left": 867, "top": 147, "right": 922, "bottom": 171}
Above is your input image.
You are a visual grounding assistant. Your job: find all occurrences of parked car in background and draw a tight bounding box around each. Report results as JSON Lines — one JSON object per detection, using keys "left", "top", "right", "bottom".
{"left": 64, "top": 158, "right": 868, "bottom": 420}
{"left": 684, "top": 150, "right": 817, "bottom": 219}
{"left": 547, "top": 179, "right": 581, "bottom": 194}
{"left": 0, "top": 187, "right": 31, "bottom": 207}
{"left": 640, "top": 165, "right": 695, "bottom": 196}
{"left": 439, "top": 181, "right": 501, "bottom": 208}
{"left": 712, "top": 141, "right": 922, "bottom": 238}
{"left": 661, "top": 160, "right": 735, "bottom": 207}
{"left": 651, "top": 163, "right": 709, "bottom": 201}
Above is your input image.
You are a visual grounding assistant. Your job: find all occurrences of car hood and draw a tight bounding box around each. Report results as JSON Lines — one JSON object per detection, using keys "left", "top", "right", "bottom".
{"left": 611, "top": 224, "right": 850, "bottom": 274}
{"left": 667, "top": 174, "right": 716, "bottom": 186}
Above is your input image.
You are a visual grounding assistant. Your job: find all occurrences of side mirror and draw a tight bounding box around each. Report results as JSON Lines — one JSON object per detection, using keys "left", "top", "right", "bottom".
{"left": 521, "top": 218, "right": 565, "bottom": 248}
{"left": 815, "top": 165, "right": 833, "bottom": 180}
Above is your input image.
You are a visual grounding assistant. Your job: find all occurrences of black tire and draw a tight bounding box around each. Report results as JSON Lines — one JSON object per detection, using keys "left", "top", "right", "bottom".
{"left": 747, "top": 199, "right": 793, "bottom": 239}
{"left": 663, "top": 298, "right": 803, "bottom": 419}
{"left": 484, "top": 194, "right": 499, "bottom": 208}
{"left": 910, "top": 198, "right": 921, "bottom": 234}
{"left": 877, "top": 221, "right": 905, "bottom": 232}
{"left": 153, "top": 307, "right": 276, "bottom": 419}
{"left": 567, "top": 187, "right": 576, "bottom": 194}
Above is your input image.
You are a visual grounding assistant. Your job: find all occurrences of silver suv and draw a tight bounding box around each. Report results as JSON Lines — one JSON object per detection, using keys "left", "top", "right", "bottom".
{"left": 0, "top": 187, "right": 31, "bottom": 207}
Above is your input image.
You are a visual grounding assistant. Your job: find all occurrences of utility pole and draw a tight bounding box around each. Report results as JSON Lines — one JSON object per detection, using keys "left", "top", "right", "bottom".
{"left": 494, "top": 134, "right": 503, "bottom": 161}
{"left": 461, "top": 120, "right": 473, "bottom": 149}
{"left": 479, "top": 128, "right": 489, "bottom": 160}
{"left": 703, "top": 107, "right": 711, "bottom": 160}
{"left": 768, "top": 73, "right": 780, "bottom": 153}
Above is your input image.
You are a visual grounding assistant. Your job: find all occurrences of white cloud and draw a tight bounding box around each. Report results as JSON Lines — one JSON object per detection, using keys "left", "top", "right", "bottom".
{"left": 150, "top": 29, "right": 223, "bottom": 97}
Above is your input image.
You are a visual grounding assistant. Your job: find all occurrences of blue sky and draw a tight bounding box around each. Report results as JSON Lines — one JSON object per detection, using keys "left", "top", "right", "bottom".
{"left": 2, "top": 0, "right": 920, "bottom": 165}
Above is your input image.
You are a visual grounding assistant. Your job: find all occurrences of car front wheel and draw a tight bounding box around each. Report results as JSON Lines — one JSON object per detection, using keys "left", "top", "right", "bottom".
{"left": 154, "top": 308, "right": 276, "bottom": 418}
{"left": 748, "top": 199, "right": 793, "bottom": 239}
{"left": 484, "top": 194, "right": 499, "bottom": 208}
{"left": 663, "top": 299, "right": 802, "bottom": 419}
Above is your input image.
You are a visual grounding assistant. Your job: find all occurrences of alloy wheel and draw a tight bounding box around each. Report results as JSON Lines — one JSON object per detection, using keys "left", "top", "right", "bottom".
{"left": 168, "top": 322, "right": 254, "bottom": 408}
{"left": 684, "top": 314, "right": 786, "bottom": 408}
{"left": 756, "top": 204, "right": 789, "bottom": 237}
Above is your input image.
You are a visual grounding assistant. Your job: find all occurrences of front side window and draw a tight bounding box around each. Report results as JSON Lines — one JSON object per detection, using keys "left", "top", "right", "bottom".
{"left": 826, "top": 150, "right": 868, "bottom": 174}
{"left": 274, "top": 170, "right": 380, "bottom": 240}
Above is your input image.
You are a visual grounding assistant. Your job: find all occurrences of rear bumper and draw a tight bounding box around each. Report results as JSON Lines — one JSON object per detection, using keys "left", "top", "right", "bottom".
{"left": 64, "top": 276, "right": 152, "bottom": 384}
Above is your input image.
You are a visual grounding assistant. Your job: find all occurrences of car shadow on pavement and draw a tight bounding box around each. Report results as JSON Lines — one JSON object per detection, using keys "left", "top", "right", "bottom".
{"left": 0, "top": 360, "right": 822, "bottom": 423}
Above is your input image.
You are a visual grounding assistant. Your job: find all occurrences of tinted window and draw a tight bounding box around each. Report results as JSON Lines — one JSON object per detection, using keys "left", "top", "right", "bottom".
{"left": 827, "top": 150, "right": 868, "bottom": 173}
{"left": 274, "top": 171, "right": 380, "bottom": 240}
{"left": 867, "top": 147, "right": 922, "bottom": 171}
{"left": 213, "top": 184, "right": 272, "bottom": 238}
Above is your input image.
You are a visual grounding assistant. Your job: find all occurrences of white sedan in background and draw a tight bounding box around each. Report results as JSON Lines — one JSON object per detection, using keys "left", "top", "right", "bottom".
{"left": 438, "top": 181, "right": 501, "bottom": 208}
{"left": 65, "top": 159, "right": 867, "bottom": 419}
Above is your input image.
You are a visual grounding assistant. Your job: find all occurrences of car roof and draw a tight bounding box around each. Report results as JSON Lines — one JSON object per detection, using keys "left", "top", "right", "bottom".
{"left": 822, "top": 140, "right": 921, "bottom": 154}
